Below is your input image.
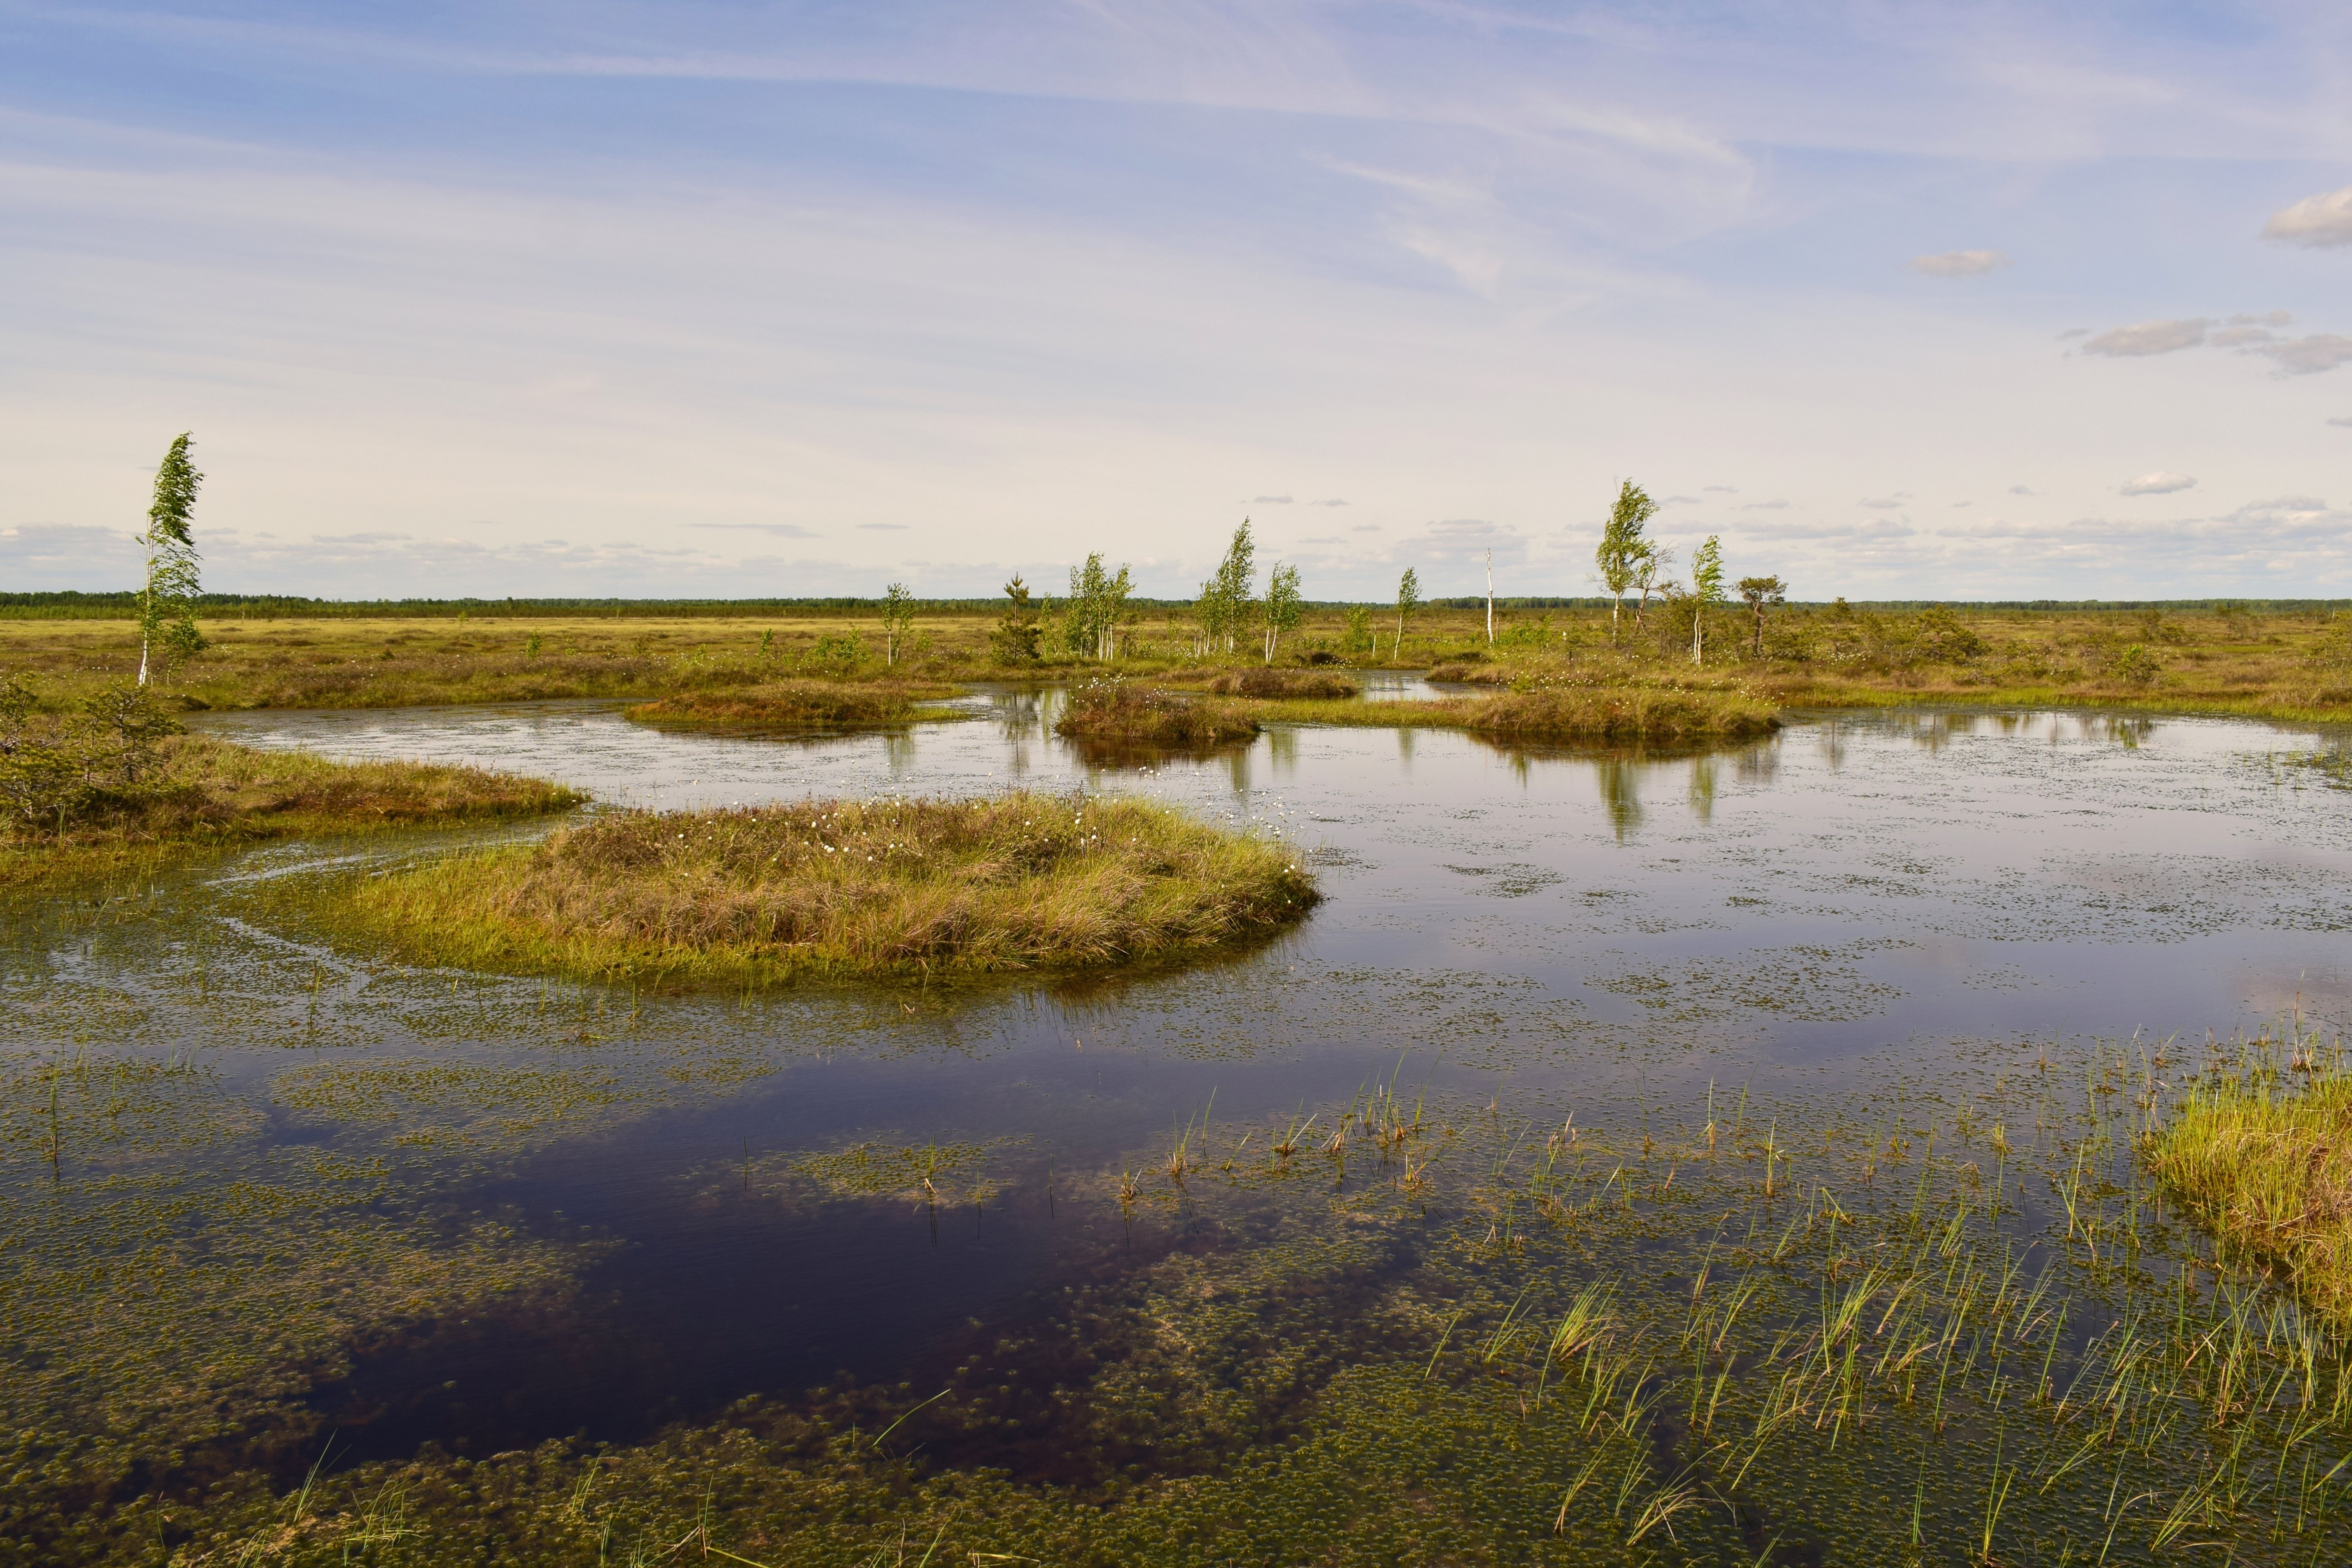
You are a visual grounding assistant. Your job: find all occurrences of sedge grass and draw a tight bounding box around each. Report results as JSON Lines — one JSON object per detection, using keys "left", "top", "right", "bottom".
{"left": 2147, "top": 1042, "right": 2352, "bottom": 1329}
{"left": 0, "top": 734, "right": 581, "bottom": 889}
{"left": 337, "top": 791, "right": 1318, "bottom": 987}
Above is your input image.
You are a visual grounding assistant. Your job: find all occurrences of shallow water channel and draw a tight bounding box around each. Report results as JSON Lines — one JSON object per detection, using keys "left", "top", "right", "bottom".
{"left": 10, "top": 694, "right": 2352, "bottom": 1562}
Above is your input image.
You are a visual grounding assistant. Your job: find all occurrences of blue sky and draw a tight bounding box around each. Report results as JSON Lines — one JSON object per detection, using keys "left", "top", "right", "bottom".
{"left": 4, "top": 1, "right": 2350, "bottom": 600}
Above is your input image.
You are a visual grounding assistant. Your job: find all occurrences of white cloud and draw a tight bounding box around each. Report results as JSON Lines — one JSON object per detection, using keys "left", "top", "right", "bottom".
{"left": 2080, "top": 319, "right": 2208, "bottom": 357}
{"left": 856, "top": 522, "right": 908, "bottom": 530}
{"left": 2331, "top": 417, "right": 2352, "bottom": 428}
{"left": 1740, "top": 499, "right": 1788, "bottom": 510}
{"left": 2229, "top": 311, "right": 2292, "bottom": 327}
{"left": 1909, "top": 249, "right": 2007, "bottom": 277}
{"left": 2209, "top": 325, "right": 2276, "bottom": 347}
{"left": 1252, "top": 493, "right": 1293, "bottom": 503}
{"left": 2262, "top": 186, "right": 2352, "bottom": 249}
{"left": 1702, "top": 485, "right": 1737, "bottom": 493}
{"left": 1858, "top": 497, "right": 1903, "bottom": 510}
{"left": 2120, "top": 472, "right": 2196, "bottom": 496}
{"left": 2252, "top": 335, "right": 2352, "bottom": 376}
{"left": 2008, "top": 485, "right": 2033, "bottom": 495}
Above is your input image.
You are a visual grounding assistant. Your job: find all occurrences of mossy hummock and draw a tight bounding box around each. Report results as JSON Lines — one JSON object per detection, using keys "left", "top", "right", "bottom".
{"left": 624, "top": 678, "right": 960, "bottom": 735}
{"left": 342, "top": 792, "right": 1317, "bottom": 985}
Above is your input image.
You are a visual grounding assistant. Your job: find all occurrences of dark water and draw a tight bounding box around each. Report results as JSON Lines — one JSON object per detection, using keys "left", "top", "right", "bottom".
{"left": 35, "top": 697, "right": 2352, "bottom": 1464}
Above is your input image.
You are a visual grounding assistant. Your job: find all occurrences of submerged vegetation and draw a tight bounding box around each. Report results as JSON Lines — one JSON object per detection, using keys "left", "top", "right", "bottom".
{"left": 623, "top": 678, "right": 960, "bottom": 735}
{"left": 338, "top": 792, "right": 1316, "bottom": 986}
{"left": 20, "top": 1015, "right": 2352, "bottom": 1564}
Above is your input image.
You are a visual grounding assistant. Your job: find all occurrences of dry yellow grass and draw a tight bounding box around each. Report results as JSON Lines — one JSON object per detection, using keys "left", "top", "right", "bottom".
{"left": 339, "top": 792, "right": 1318, "bottom": 986}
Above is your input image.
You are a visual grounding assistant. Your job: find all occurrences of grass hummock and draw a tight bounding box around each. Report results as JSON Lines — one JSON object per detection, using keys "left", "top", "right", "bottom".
{"left": 1, "top": 733, "right": 582, "bottom": 888}
{"left": 1194, "top": 668, "right": 1361, "bottom": 700}
{"left": 339, "top": 791, "right": 1318, "bottom": 986}
{"left": 624, "top": 678, "right": 962, "bottom": 736}
{"left": 1054, "top": 681, "right": 1260, "bottom": 749}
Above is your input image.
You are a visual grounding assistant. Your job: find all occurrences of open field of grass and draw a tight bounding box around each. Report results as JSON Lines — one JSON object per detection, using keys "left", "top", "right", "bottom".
{"left": 1, "top": 600, "right": 2345, "bottom": 724}
{"left": 0, "top": 734, "right": 581, "bottom": 890}
{"left": 335, "top": 792, "right": 1318, "bottom": 987}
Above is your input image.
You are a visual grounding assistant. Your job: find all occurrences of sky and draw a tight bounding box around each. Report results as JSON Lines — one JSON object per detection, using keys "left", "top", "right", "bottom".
{"left": 3, "top": 2, "right": 2350, "bottom": 603}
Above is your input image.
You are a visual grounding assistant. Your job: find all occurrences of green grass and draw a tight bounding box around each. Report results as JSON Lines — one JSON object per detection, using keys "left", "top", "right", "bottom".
{"left": 624, "top": 678, "right": 964, "bottom": 735}
{"left": 2147, "top": 1036, "right": 2352, "bottom": 1328}
{"left": 0, "top": 734, "right": 583, "bottom": 889}
{"left": 336, "top": 791, "right": 1318, "bottom": 987}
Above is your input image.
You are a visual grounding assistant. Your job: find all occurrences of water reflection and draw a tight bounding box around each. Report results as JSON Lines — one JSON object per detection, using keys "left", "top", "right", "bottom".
{"left": 1595, "top": 755, "right": 1642, "bottom": 838}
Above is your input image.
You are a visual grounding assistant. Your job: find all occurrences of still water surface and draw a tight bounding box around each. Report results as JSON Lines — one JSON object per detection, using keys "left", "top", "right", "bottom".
{"left": 61, "top": 698, "right": 2352, "bottom": 1458}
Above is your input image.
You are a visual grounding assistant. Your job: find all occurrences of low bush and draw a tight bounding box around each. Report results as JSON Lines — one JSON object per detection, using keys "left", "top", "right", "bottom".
{"left": 1054, "top": 681, "right": 1259, "bottom": 748}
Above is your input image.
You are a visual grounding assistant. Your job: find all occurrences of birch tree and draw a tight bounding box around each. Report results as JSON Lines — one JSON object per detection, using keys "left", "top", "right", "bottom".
{"left": 137, "top": 433, "right": 205, "bottom": 687}
{"left": 1393, "top": 568, "right": 1421, "bottom": 659}
{"left": 880, "top": 582, "right": 916, "bottom": 666}
{"left": 1595, "top": 481, "right": 1655, "bottom": 640}
{"left": 1688, "top": 535, "right": 1724, "bottom": 664}
{"left": 1196, "top": 521, "right": 1256, "bottom": 656}
{"left": 1261, "top": 563, "right": 1302, "bottom": 662}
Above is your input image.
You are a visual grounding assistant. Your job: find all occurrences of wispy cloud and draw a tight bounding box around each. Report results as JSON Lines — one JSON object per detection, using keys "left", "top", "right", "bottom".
{"left": 2251, "top": 335, "right": 2352, "bottom": 376}
{"left": 2120, "top": 472, "right": 2196, "bottom": 496}
{"left": 1909, "top": 249, "right": 2007, "bottom": 277}
{"left": 2080, "top": 319, "right": 2207, "bottom": 357}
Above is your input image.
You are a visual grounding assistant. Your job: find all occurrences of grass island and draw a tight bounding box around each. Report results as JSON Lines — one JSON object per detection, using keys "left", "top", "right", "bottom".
{"left": 338, "top": 791, "right": 1318, "bottom": 987}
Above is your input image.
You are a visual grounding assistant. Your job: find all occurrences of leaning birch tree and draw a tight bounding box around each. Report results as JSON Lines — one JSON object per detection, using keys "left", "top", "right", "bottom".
{"left": 1595, "top": 481, "right": 1655, "bottom": 641}
{"left": 138, "top": 433, "right": 205, "bottom": 687}
{"left": 1688, "top": 535, "right": 1724, "bottom": 664}
{"left": 1393, "top": 568, "right": 1421, "bottom": 660}
{"left": 1261, "top": 563, "right": 1302, "bottom": 662}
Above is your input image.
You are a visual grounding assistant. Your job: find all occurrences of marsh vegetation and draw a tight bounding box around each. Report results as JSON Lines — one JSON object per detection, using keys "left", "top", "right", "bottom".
{"left": 3, "top": 678, "right": 2349, "bottom": 1565}
{"left": 335, "top": 792, "right": 1317, "bottom": 987}
{"left": 0, "top": 679, "right": 579, "bottom": 886}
